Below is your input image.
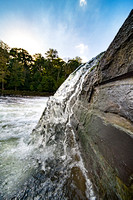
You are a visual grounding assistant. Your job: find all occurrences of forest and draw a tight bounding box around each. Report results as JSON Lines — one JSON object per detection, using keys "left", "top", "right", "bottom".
{"left": 0, "top": 40, "right": 82, "bottom": 95}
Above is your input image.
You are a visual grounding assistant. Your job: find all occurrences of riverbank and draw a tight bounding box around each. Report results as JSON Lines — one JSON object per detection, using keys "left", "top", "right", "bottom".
{"left": 0, "top": 90, "right": 54, "bottom": 97}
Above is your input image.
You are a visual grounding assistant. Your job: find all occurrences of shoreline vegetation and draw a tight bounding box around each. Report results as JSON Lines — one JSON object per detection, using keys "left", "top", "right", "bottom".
{"left": 0, "top": 89, "right": 54, "bottom": 97}
{"left": 0, "top": 41, "right": 82, "bottom": 96}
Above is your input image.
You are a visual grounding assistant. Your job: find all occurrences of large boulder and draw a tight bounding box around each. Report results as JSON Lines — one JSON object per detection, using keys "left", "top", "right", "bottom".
{"left": 73, "top": 10, "right": 133, "bottom": 200}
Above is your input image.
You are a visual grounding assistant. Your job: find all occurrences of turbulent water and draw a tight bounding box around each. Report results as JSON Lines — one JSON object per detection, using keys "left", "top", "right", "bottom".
{"left": 0, "top": 97, "right": 48, "bottom": 198}
{"left": 0, "top": 54, "right": 103, "bottom": 200}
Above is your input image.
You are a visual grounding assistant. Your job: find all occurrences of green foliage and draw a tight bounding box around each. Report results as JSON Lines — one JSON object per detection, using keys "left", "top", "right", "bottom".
{"left": 41, "top": 76, "right": 56, "bottom": 92}
{"left": 0, "top": 43, "right": 82, "bottom": 94}
{"left": 37, "top": 84, "right": 43, "bottom": 92}
{"left": 8, "top": 59, "right": 24, "bottom": 90}
{"left": 65, "top": 58, "right": 81, "bottom": 76}
{"left": 30, "top": 84, "right": 34, "bottom": 91}
{"left": 45, "top": 48, "right": 58, "bottom": 61}
{"left": 0, "top": 41, "right": 9, "bottom": 90}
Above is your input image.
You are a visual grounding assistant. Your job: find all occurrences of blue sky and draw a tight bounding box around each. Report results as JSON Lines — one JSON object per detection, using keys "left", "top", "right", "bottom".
{"left": 0, "top": 0, "right": 132, "bottom": 62}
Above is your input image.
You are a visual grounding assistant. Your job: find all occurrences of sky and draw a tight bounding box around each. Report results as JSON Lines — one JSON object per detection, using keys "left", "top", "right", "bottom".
{"left": 0, "top": 0, "right": 132, "bottom": 62}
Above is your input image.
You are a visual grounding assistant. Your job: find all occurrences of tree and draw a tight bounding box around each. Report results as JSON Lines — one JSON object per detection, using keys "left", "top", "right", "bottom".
{"left": 30, "top": 53, "right": 46, "bottom": 91}
{"left": 0, "top": 41, "right": 9, "bottom": 90}
{"left": 32, "top": 53, "right": 46, "bottom": 74}
{"left": 45, "top": 48, "right": 58, "bottom": 61}
{"left": 0, "top": 41, "right": 82, "bottom": 94}
{"left": 10, "top": 48, "right": 33, "bottom": 90}
{"left": 64, "top": 57, "right": 82, "bottom": 77}
{"left": 8, "top": 59, "right": 24, "bottom": 90}
{"left": 75, "top": 56, "right": 82, "bottom": 64}
{"left": 52, "top": 57, "right": 66, "bottom": 88}
{"left": 41, "top": 76, "right": 56, "bottom": 92}
{"left": 44, "top": 49, "right": 66, "bottom": 90}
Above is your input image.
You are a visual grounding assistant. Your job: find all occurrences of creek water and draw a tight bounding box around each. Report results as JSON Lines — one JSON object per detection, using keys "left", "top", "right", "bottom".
{"left": 0, "top": 54, "right": 103, "bottom": 200}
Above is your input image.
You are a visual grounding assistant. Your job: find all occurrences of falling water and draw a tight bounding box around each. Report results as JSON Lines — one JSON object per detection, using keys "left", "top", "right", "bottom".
{"left": 0, "top": 54, "right": 103, "bottom": 199}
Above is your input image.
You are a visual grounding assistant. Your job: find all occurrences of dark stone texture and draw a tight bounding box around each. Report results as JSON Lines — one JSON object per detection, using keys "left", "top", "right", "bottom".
{"left": 87, "top": 115, "right": 133, "bottom": 186}
{"left": 93, "top": 79, "right": 133, "bottom": 122}
{"left": 73, "top": 106, "right": 133, "bottom": 199}
{"left": 98, "top": 9, "right": 133, "bottom": 83}
{"left": 73, "top": 10, "right": 133, "bottom": 200}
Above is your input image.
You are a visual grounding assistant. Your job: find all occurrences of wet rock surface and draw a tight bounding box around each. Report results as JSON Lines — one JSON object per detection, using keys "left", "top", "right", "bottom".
{"left": 73, "top": 9, "right": 133, "bottom": 200}
{"left": 98, "top": 9, "right": 133, "bottom": 83}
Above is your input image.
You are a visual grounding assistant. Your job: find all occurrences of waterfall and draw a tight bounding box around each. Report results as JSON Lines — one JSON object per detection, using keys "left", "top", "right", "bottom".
{"left": 1, "top": 54, "right": 103, "bottom": 200}
{"left": 28, "top": 54, "right": 103, "bottom": 200}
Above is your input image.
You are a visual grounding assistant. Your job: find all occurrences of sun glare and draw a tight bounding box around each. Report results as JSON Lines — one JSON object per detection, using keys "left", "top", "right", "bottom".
{"left": 5, "top": 29, "right": 41, "bottom": 55}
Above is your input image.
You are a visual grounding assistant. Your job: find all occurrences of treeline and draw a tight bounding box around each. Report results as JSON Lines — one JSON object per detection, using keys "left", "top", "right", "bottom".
{"left": 0, "top": 41, "right": 82, "bottom": 94}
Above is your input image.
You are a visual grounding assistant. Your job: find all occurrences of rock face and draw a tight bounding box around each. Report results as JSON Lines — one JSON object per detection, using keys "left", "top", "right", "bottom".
{"left": 72, "top": 10, "right": 133, "bottom": 199}
{"left": 4, "top": 10, "right": 132, "bottom": 200}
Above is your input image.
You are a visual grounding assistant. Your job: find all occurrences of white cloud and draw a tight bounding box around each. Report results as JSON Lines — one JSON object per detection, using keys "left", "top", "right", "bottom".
{"left": 0, "top": 18, "right": 43, "bottom": 55}
{"left": 76, "top": 43, "right": 88, "bottom": 54}
{"left": 81, "top": 55, "right": 88, "bottom": 62}
{"left": 80, "top": 0, "right": 87, "bottom": 7}
{"left": 0, "top": 13, "right": 92, "bottom": 63}
{"left": 2, "top": 28, "right": 42, "bottom": 55}
{"left": 75, "top": 43, "right": 89, "bottom": 62}
{"left": 0, "top": 15, "right": 86, "bottom": 61}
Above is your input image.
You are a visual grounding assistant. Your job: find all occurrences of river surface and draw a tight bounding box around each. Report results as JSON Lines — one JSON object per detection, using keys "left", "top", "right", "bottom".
{"left": 0, "top": 96, "right": 48, "bottom": 198}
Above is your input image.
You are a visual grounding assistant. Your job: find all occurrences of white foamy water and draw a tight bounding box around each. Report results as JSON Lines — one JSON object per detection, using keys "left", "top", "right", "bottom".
{"left": 0, "top": 96, "right": 48, "bottom": 196}
{"left": 30, "top": 55, "right": 103, "bottom": 200}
